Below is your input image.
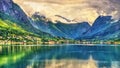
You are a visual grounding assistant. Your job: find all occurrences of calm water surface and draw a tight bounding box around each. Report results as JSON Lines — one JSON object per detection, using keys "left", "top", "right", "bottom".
{"left": 0, "top": 44, "right": 120, "bottom": 68}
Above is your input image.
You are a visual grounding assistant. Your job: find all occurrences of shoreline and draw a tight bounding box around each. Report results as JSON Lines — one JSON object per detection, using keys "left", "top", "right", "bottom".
{"left": 0, "top": 43, "right": 120, "bottom": 46}
{"left": 0, "top": 39, "right": 120, "bottom": 45}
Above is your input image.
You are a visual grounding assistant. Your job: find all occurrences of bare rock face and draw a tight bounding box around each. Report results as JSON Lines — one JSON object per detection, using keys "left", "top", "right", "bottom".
{"left": 0, "top": 0, "right": 29, "bottom": 24}
{"left": 0, "top": 0, "right": 12, "bottom": 12}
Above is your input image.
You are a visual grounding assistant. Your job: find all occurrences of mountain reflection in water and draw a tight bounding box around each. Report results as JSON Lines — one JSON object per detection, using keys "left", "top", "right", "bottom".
{"left": 42, "top": 56, "right": 97, "bottom": 68}
{"left": 0, "top": 45, "right": 120, "bottom": 68}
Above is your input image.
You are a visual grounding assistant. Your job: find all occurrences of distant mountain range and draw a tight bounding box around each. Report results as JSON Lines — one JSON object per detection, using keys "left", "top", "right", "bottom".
{"left": 78, "top": 16, "right": 120, "bottom": 40}
{"left": 31, "top": 12, "right": 91, "bottom": 39}
{"left": 32, "top": 12, "right": 120, "bottom": 40}
{"left": 0, "top": 0, "right": 120, "bottom": 41}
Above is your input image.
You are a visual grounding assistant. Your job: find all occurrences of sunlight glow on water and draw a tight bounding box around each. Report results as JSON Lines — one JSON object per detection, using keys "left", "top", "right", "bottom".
{"left": 44, "top": 56, "right": 97, "bottom": 68}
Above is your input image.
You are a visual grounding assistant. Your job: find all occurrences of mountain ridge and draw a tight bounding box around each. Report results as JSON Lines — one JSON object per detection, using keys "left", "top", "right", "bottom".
{"left": 0, "top": 0, "right": 120, "bottom": 42}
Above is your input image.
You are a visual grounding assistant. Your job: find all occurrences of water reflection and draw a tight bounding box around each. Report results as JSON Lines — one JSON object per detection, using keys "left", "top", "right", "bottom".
{"left": 0, "top": 46, "right": 2, "bottom": 53}
{"left": 43, "top": 56, "right": 97, "bottom": 68}
{"left": 0, "top": 45, "right": 120, "bottom": 68}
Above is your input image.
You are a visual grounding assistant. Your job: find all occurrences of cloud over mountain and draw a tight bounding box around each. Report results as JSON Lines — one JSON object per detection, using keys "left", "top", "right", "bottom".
{"left": 13, "top": 0, "right": 120, "bottom": 25}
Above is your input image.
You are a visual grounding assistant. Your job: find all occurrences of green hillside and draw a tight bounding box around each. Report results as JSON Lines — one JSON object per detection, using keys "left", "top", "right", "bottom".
{"left": 0, "top": 19, "right": 73, "bottom": 45}
{"left": 0, "top": 19, "right": 42, "bottom": 44}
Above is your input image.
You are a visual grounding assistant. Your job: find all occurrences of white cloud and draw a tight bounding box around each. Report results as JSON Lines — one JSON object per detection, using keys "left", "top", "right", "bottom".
{"left": 13, "top": 0, "right": 120, "bottom": 24}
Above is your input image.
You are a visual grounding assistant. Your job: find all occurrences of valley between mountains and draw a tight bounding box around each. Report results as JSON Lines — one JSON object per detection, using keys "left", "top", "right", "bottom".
{"left": 0, "top": 0, "right": 120, "bottom": 45}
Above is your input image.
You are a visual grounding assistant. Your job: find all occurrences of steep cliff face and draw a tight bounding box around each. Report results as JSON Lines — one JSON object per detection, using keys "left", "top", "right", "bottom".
{"left": 76, "top": 16, "right": 120, "bottom": 40}
{"left": 84, "top": 16, "right": 112, "bottom": 36}
{"left": 0, "top": 0, "right": 55, "bottom": 38}
{"left": 93, "top": 20, "right": 120, "bottom": 40}
{"left": 0, "top": 0, "right": 12, "bottom": 12}
{"left": 0, "top": 0, "right": 29, "bottom": 23}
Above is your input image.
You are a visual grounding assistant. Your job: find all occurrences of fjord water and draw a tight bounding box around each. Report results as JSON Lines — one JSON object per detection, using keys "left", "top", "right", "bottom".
{"left": 0, "top": 45, "right": 120, "bottom": 68}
